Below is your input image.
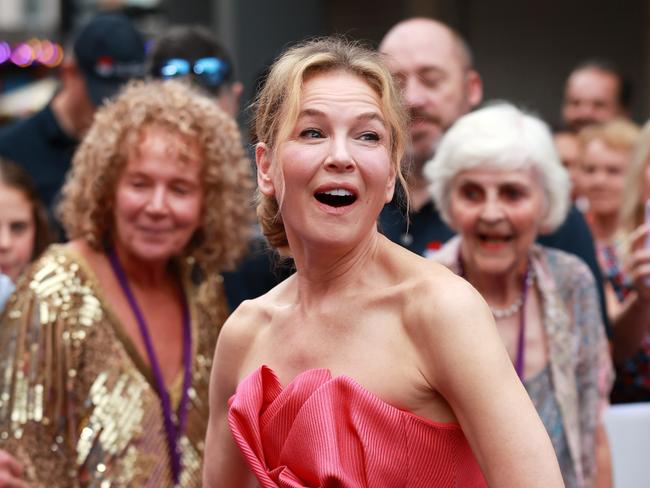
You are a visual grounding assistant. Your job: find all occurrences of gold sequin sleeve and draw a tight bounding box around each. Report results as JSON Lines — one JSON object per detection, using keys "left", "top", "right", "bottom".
{"left": 0, "top": 251, "right": 93, "bottom": 487}
{"left": 1, "top": 247, "right": 227, "bottom": 487}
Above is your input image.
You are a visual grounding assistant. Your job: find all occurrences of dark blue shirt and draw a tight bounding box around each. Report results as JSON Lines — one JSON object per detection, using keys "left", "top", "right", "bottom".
{"left": 222, "top": 237, "right": 294, "bottom": 311}
{"left": 0, "top": 104, "right": 77, "bottom": 213}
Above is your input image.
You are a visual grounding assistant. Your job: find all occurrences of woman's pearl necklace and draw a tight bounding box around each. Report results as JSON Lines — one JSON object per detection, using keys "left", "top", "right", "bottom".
{"left": 490, "top": 270, "right": 535, "bottom": 320}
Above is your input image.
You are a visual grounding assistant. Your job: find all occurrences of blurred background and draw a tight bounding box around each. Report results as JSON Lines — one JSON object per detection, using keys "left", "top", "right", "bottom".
{"left": 1, "top": 0, "right": 648, "bottom": 131}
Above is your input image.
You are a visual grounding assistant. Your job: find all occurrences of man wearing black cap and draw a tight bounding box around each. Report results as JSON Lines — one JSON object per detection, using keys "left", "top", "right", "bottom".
{"left": 0, "top": 12, "right": 145, "bottom": 222}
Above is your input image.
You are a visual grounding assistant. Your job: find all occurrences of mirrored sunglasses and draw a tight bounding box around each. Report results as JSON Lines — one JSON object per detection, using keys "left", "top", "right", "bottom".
{"left": 160, "top": 57, "right": 230, "bottom": 87}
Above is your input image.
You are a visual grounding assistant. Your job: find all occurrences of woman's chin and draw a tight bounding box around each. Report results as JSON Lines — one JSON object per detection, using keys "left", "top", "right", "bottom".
{"left": 468, "top": 255, "right": 521, "bottom": 279}
{"left": 120, "top": 241, "right": 184, "bottom": 264}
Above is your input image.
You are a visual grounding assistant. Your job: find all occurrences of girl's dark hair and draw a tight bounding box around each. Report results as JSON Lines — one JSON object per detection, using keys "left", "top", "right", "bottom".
{"left": 0, "top": 158, "right": 54, "bottom": 259}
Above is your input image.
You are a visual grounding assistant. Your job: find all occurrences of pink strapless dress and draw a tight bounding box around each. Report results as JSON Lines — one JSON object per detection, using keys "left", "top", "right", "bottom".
{"left": 228, "top": 366, "right": 487, "bottom": 487}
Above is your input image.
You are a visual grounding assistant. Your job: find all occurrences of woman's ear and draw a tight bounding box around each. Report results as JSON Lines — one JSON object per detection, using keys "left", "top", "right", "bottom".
{"left": 385, "top": 163, "right": 397, "bottom": 203}
{"left": 256, "top": 142, "right": 275, "bottom": 197}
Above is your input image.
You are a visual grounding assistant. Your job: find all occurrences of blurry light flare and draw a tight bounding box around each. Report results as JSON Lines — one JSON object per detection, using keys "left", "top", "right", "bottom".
{"left": 0, "top": 42, "right": 10, "bottom": 64}
{"left": 11, "top": 43, "right": 34, "bottom": 67}
{"left": 0, "top": 38, "right": 63, "bottom": 68}
{"left": 38, "top": 40, "right": 54, "bottom": 63}
{"left": 37, "top": 40, "right": 63, "bottom": 68}
{"left": 26, "top": 38, "right": 42, "bottom": 58}
{"left": 41, "top": 44, "right": 63, "bottom": 67}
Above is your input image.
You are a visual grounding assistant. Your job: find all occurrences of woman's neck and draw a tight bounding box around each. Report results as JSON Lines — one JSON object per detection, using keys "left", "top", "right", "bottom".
{"left": 590, "top": 212, "right": 620, "bottom": 242}
{"left": 461, "top": 255, "right": 527, "bottom": 308}
{"left": 291, "top": 230, "right": 381, "bottom": 303}
{"left": 112, "top": 243, "right": 170, "bottom": 287}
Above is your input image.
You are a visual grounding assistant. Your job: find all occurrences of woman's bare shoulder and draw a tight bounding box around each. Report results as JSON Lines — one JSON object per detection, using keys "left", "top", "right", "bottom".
{"left": 386, "top": 241, "right": 486, "bottom": 318}
{"left": 218, "top": 277, "right": 295, "bottom": 357}
{"left": 410, "top": 263, "right": 487, "bottom": 327}
{"left": 388, "top": 247, "right": 493, "bottom": 344}
{"left": 219, "top": 296, "right": 268, "bottom": 347}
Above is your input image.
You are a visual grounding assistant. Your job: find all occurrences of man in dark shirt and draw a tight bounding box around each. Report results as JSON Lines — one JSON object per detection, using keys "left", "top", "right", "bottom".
{"left": 379, "top": 18, "right": 609, "bottom": 333}
{"left": 0, "top": 12, "right": 145, "bottom": 218}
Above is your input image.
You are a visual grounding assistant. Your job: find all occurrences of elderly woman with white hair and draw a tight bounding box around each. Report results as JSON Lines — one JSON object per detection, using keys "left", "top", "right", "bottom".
{"left": 425, "top": 103, "right": 613, "bottom": 488}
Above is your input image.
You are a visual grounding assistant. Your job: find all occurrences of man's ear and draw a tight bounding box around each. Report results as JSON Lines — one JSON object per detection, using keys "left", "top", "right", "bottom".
{"left": 256, "top": 142, "right": 275, "bottom": 197}
{"left": 230, "top": 81, "right": 244, "bottom": 105}
{"left": 466, "top": 69, "right": 483, "bottom": 109}
{"left": 217, "top": 81, "right": 244, "bottom": 118}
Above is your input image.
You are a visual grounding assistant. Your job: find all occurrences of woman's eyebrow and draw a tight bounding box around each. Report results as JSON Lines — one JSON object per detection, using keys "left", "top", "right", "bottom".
{"left": 297, "top": 108, "right": 385, "bottom": 126}
{"left": 355, "top": 111, "right": 386, "bottom": 127}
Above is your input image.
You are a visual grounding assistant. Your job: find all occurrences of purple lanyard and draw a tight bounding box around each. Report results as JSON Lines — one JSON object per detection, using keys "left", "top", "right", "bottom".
{"left": 107, "top": 248, "right": 192, "bottom": 485}
{"left": 514, "top": 268, "right": 530, "bottom": 380}
{"left": 458, "top": 256, "right": 530, "bottom": 381}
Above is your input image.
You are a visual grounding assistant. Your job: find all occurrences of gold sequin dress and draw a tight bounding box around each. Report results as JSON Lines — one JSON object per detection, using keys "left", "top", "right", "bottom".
{"left": 0, "top": 245, "right": 228, "bottom": 487}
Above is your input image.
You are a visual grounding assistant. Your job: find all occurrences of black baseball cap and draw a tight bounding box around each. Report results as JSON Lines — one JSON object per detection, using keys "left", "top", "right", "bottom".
{"left": 73, "top": 13, "right": 146, "bottom": 106}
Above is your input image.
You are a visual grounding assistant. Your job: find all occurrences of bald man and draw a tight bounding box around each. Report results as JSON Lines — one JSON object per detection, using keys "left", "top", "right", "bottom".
{"left": 378, "top": 18, "right": 609, "bottom": 334}
{"left": 380, "top": 18, "right": 482, "bottom": 214}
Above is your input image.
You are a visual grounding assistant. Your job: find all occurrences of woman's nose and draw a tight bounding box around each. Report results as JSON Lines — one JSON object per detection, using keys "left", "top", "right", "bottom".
{"left": 145, "top": 186, "right": 169, "bottom": 214}
{"left": 480, "top": 197, "right": 505, "bottom": 222}
{"left": 325, "top": 138, "right": 355, "bottom": 172}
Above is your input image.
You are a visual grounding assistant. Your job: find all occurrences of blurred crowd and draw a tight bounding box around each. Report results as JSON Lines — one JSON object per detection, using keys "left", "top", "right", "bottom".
{"left": 0, "top": 8, "right": 648, "bottom": 488}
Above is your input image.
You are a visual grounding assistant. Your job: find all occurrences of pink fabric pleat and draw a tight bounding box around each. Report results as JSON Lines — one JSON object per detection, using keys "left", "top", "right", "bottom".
{"left": 228, "top": 366, "right": 487, "bottom": 488}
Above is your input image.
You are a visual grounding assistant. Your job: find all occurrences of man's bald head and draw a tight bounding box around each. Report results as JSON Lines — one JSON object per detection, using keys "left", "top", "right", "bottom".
{"left": 380, "top": 18, "right": 482, "bottom": 171}
{"left": 381, "top": 18, "right": 473, "bottom": 71}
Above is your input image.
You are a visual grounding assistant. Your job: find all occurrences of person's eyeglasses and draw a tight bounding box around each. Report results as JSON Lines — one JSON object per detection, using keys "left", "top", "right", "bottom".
{"left": 159, "top": 57, "right": 230, "bottom": 88}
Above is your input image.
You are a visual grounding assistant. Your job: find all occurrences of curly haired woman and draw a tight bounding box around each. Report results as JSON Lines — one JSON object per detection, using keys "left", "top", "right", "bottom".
{"left": 0, "top": 79, "right": 252, "bottom": 487}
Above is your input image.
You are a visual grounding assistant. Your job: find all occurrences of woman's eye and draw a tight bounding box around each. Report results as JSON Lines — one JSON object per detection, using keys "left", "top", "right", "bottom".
{"left": 171, "top": 185, "right": 190, "bottom": 195}
{"left": 359, "top": 132, "right": 380, "bottom": 142}
{"left": 459, "top": 185, "right": 482, "bottom": 201}
{"left": 501, "top": 186, "right": 524, "bottom": 201}
{"left": 130, "top": 179, "right": 147, "bottom": 188}
{"left": 300, "top": 128, "right": 323, "bottom": 139}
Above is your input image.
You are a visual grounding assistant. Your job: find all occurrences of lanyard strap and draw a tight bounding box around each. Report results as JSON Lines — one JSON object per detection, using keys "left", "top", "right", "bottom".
{"left": 107, "top": 248, "right": 192, "bottom": 485}
{"left": 458, "top": 255, "right": 529, "bottom": 381}
{"left": 514, "top": 267, "right": 530, "bottom": 380}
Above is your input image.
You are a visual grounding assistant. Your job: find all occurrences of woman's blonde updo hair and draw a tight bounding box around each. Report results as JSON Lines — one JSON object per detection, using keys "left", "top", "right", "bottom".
{"left": 253, "top": 37, "right": 409, "bottom": 253}
{"left": 58, "top": 79, "right": 253, "bottom": 275}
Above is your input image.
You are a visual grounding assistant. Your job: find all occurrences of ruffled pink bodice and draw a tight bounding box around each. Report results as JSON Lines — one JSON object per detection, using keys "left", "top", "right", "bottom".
{"left": 228, "top": 366, "right": 487, "bottom": 487}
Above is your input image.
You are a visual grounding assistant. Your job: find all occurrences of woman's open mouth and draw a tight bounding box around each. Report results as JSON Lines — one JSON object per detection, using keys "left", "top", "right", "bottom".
{"left": 314, "top": 188, "right": 358, "bottom": 208}
{"left": 477, "top": 233, "right": 514, "bottom": 244}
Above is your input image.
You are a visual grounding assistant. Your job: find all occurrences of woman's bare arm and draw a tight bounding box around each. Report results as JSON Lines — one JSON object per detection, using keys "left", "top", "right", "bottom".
{"left": 203, "top": 309, "right": 256, "bottom": 488}
{"left": 412, "top": 271, "right": 564, "bottom": 487}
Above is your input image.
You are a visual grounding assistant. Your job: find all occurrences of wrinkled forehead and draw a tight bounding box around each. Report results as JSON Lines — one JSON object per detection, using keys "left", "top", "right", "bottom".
{"left": 276, "top": 68, "right": 384, "bottom": 138}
